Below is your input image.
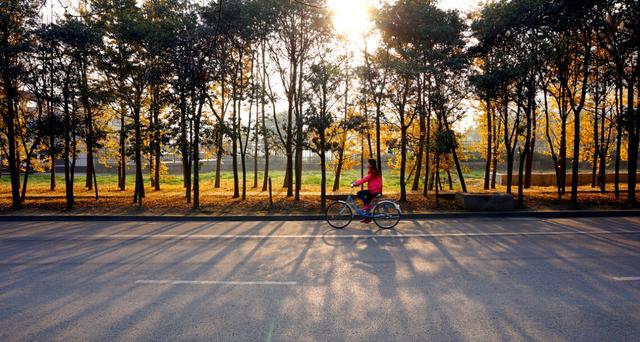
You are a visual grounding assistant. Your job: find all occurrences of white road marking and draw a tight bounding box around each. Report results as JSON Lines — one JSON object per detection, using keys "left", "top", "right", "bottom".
{"left": 611, "top": 276, "right": 640, "bottom": 281}
{"left": 135, "top": 280, "right": 297, "bottom": 285}
{"left": 1, "top": 229, "right": 639, "bottom": 240}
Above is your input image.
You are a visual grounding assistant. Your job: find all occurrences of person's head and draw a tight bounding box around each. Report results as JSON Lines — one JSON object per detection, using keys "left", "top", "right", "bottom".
{"left": 368, "top": 158, "right": 379, "bottom": 176}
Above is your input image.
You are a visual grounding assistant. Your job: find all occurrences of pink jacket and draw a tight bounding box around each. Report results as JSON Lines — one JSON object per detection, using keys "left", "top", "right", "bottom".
{"left": 354, "top": 171, "right": 383, "bottom": 194}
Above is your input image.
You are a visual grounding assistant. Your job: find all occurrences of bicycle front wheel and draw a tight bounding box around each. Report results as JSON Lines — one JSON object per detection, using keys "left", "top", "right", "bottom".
{"left": 372, "top": 201, "right": 401, "bottom": 229}
{"left": 325, "top": 201, "right": 353, "bottom": 229}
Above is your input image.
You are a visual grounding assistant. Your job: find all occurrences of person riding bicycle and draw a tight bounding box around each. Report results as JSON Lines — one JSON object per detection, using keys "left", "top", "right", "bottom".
{"left": 351, "top": 158, "right": 383, "bottom": 223}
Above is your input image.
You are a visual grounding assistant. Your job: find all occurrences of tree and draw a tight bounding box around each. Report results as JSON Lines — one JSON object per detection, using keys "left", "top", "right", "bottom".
{"left": 378, "top": 0, "right": 468, "bottom": 200}
{"left": 269, "top": 0, "right": 330, "bottom": 199}
{"left": 0, "top": 0, "right": 39, "bottom": 209}
{"left": 95, "top": 0, "right": 154, "bottom": 207}
{"left": 305, "top": 58, "right": 341, "bottom": 211}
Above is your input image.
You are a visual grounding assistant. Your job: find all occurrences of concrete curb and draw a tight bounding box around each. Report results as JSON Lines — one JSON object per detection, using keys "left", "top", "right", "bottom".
{"left": 0, "top": 210, "right": 639, "bottom": 222}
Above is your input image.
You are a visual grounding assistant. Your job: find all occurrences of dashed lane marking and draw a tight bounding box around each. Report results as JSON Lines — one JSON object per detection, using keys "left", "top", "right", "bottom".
{"left": 135, "top": 280, "right": 298, "bottom": 285}
{"left": 611, "top": 276, "right": 640, "bottom": 281}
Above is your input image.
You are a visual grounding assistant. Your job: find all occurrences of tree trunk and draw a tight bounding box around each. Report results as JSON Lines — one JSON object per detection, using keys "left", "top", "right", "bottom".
{"left": 294, "top": 57, "right": 304, "bottom": 202}
{"left": 423, "top": 96, "right": 432, "bottom": 197}
{"left": 119, "top": 103, "right": 126, "bottom": 191}
{"left": 214, "top": 140, "right": 223, "bottom": 188}
{"left": 193, "top": 98, "right": 204, "bottom": 209}
{"left": 63, "top": 91, "right": 74, "bottom": 210}
{"left": 443, "top": 117, "right": 467, "bottom": 193}
{"left": 214, "top": 72, "right": 225, "bottom": 189}
{"left": 518, "top": 80, "right": 533, "bottom": 208}
{"left": 592, "top": 97, "right": 599, "bottom": 188}
{"left": 253, "top": 103, "right": 259, "bottom": 189}
{"left": 598, "top": 107, "right": 607, "bottom": 193}
{"left": 333, "top": 144, "right": 344, "bottom": 192}
{"left": 320, "top": 131, "right": 327, "bottom": 212}
{"left": 154, "top": 121, "right": 161, "bottom": 192}
{"left": 559, "top": 117, "right": 567, "bottom": 196}
{"left": 3, "top": 60, "right": 21, "bottom": 209}
{"left": 20, "top": 156, "right": 31, "bottom": 202}
{"left": 81, "top": 61, "right": 94, "bottom": 191}
{"left": 152, "top": 85, "right": 161, "bottom": 191}
{"left": 133, "top": 105, "right": 144, "bottom": 207}
{"left": 400, "top": 125, "right": 407, "bottom": 202}
{"left": 261, "top": 41, "right": 270, "bottom": 192}
{"left": 412, "top": 80, "right": 425, "bottom": 191}
{"left": 434, "top": 153, "right": 440, "bottom": 207}
{"left": 232, "top": 69, "right": 240, "bottom": 198}
{"left": 376, "top": 102, "right": 382, "bottom": 177}
{"left": 49, "top": 144, "right": 56, "bottom": 191}
{"left": 517, "top": 144, "right": 528, "bottom": 208}
{"left": 614, "top": 118, "right": 622, "bottom": 198}
{"left": 614, "top": 85, "right": 623, "bottom": 198}
{"left": 524, "top": 109, "right": 535, "bottom": 189}
{"left": 627, "top": 78, "right": 637, "bottom": 206}
{"left": 484, "top": 97, "right": 492, "bottom": 190}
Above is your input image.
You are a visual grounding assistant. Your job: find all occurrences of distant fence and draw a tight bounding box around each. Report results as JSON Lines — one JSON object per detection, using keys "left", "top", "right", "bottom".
{"left": 496, "top": 172, "right": 640, "bottom": 186}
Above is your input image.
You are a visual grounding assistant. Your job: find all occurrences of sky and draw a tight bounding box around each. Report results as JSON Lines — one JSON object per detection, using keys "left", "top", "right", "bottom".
{"left": 437, "top": 0, "right": 483, "bottom": 12}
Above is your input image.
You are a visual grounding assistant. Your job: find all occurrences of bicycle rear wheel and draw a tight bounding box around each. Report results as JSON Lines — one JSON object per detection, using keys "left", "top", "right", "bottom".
{"left": 325, "top": 201, "right": 353, "bottom": 229}
{"left": 372, "top": 201, "right": 401, "bottom": 229}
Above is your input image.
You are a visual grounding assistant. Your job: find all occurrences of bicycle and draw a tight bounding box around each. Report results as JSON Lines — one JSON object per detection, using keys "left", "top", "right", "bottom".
{"left": 325, "top": 188, "right": 402, "bottom": 229}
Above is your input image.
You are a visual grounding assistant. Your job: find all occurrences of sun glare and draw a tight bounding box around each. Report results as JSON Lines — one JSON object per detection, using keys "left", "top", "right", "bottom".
{"left": 327, "top": 0, "right": 373, "bottom": 42}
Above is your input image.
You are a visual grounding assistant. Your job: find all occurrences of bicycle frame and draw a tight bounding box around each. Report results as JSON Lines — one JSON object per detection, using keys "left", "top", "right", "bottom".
{"left": 343, "top": 194, "right": 372, "bottom": 218}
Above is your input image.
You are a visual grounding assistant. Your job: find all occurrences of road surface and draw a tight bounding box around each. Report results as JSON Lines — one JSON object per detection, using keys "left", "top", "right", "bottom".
{"left": 1, "top": 217, "right": 639, "bottom": 341}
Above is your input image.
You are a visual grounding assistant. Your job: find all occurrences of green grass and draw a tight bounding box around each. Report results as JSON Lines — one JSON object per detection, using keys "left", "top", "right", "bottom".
{"left": 2, "top": 168, "right": 483, "bottom": 192}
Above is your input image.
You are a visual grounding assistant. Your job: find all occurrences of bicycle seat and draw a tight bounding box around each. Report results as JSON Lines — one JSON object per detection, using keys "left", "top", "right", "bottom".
{"left": 376, "top": 193, "right": 383, "bottom": 198}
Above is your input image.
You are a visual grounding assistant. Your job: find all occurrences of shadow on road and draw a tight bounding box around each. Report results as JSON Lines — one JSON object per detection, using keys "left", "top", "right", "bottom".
{"left": 0, "top": 217, "right": 639, "bottom": 340}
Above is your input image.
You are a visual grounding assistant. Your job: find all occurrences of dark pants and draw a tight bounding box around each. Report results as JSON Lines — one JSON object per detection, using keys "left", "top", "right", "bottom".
{"left": 357, "top": 190, "right": 379, "bottom": 207}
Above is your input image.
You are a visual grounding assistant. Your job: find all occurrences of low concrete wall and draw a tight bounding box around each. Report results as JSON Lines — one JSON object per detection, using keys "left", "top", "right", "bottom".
{"left": 496, "top": 173, "right": 640, "bottom": 187}
{"left": 455, "top": 192, "right": 514, "bottom": 211}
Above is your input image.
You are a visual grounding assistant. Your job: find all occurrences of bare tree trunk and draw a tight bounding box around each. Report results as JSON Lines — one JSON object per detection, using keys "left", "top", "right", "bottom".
{"left": 63, "top": 90, "right": 74, "bottom": 210}
{"left": 132, "top": 104, "right": 144, "bottom": 207}
{"left": 332, "top": 144, "right": 344, "bottom": 192}
{"left": 434, "top": 153, "right": 440, "bottom": 207}
{"left": 423, "top": 94, "right": 432, "bottom": 197}
{"left": 484, "top": 97, "right": 492, "bottom": 190}
{"left": 524, "top": 108, "right": 535, "bottom": 189}
{"left": 614, "top": 117, "right": 622, "bottom": 198}
{"left": 294, "top": 55, "right": 304, "bottom": 201}
{"left": 626, "top": 77, "right": 637, "bottom": 206}
{"left": 518, "top": 78, "right": 534, "bottom": 208}
{"left": 261, "top": 43, "right": 270, "bottom": 192}
{"left": 443, "top": 117, "right": 467, "bottom": 193}
{"left": 333, "top": 63, "right": 350, "bottom": 193}
{"left": 400, "top": 125, "right": 408, "bottom": 202}
{"left": 193, "top": 97, "right": 204, "bottom": 209}
{"left": 232, "top": 65, "right": 240, "bottom": 198}
{"left": 376, "top": 102, "right": 382, "bottom": 178}
{"left": 119, "top": 103, "right": 126, "bottom": 191}
{"left": 412, "top": 78, "right": 425, "bottom": 191}
{"left": 598, "top": 106, "right": 607, "bottom": 193}
{"left": 253, "top": 100, "right": 259, "bottom": 189}
{"left": 214, "top": 71, "right": 225, "bottom": 189}
{"left": 320, "top": 131, "right": 327, "bottom": 212}
{"left": 49, "top": 142, "right": 56, "bottom": 191}
{"left": 556, "top": 104, "right": 567, "bottom": 197}
{"left": 592, "top": 96, "right": 599, "bottom": 188}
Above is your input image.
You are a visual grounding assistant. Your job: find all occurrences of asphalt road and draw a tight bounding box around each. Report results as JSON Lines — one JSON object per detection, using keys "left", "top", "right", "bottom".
{"left": 1, "top": 217, "right": 639, "bottom": 341}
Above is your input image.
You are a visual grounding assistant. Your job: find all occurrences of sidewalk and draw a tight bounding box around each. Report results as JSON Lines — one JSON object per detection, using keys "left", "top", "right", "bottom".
{"left": 1, "top": 209, "right": 639, "bottom": 222}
